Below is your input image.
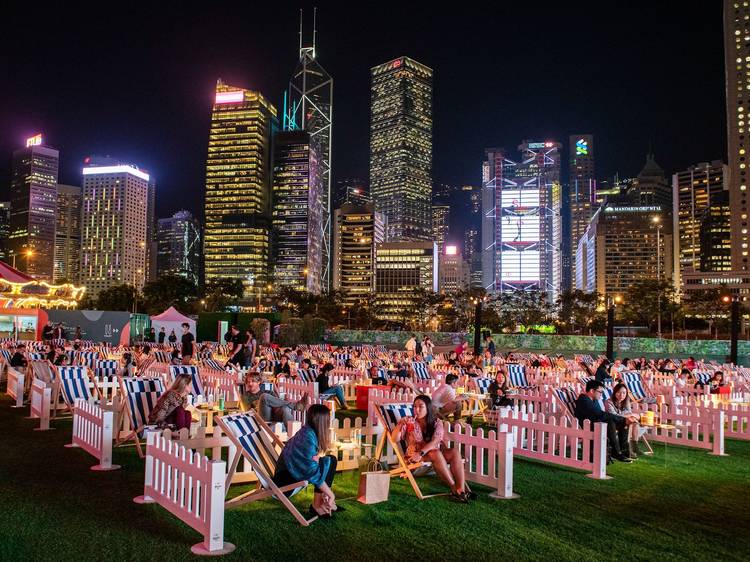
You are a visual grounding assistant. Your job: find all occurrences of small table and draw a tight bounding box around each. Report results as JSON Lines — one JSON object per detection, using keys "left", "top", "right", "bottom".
{"left": 356, "top": 385, "right": 379, "bottom": 411}
{"left": 194, "top": 405, "right": 240, "bottom": 432}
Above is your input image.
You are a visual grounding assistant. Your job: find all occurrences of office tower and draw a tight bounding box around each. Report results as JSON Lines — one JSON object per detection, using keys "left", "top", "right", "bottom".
{"left": 725, "top": 0, "right": 750, "bottom": 270}
{"left": 332, "top": 202, "right": 386, "bottom": 307}
{"left": 464, "top": 184, "right": 482, "bottom": 214}
{"left": 204, "top": 80, "right": 278, "bottom": 298}
{"left": 80, "top": 157, "right": 151, "bottom": 298}
{"left": 630, "top": 153, "right": 671, "bottom": 206}
{"left": 370, "top": 56, "right": 433, "bottom": 241}
{"left": 271, "top": 131, "right": 323, "bottom": 293}
{"left": 672, "top": 161, "right": 729, "bottom": 282}
{"left": 464, "top": 225, "right": 481, "bottom": 288}
{"left": 146, "top": 178, "right": 157, "bottom": 282}
{"left": 568, "top": 135, "right": 596, "bottom": 292}
{"left": 481, "top": 141, "right": 563, "bottom": 300}
{"left": 438, "top": 245, "right": 469, "bottom": 293}
{"left": 432, "top": 204, "right": 450, "bottom": 254}
{"left": 54, "top": 184, "right": 82, "bottom": 283}
{"left": 0, "top": 202, "right": 10, "bottom": 261}
{"left": 156, "top": 210, "right": 201, "bottom": 285}
{"left": 700, "top": 190, "right": 732, "bottom": 271}
{"left": 8, "top": 134, "right": 58, "bottom": 279}
{"left": 375, "top": 241, "right": 437, "bottom": 322}
{"left": 433, "top": 183, "right": 453, "bottom": 201}
{"left": 334, "top": 178, "right": 370, "bottom": 208}
{"left": 575, "top": 204, "right": 674, "bottom": 296}
{"left": 285, "top": 11, "right": 333, "bottom": 290}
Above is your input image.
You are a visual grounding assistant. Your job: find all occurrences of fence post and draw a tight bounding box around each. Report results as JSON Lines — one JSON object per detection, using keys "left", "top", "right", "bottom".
{"left": 710, "top": 409, "right": 727, "bottom": 457}
{"left": 92, "top": 408, "right": 120, "bottom": 471}
{"left": 10, "top": 370, "right": 25, "bottom": 408}
{"left": 586, "top": 422, "right": 611, "bottom": 480}
{"left": 64, "top": 401, "right": 81, "bottom": 448}
{"left": 489, "top": 430, "right": 520, "bottom": 500}
{"left": 191, "top": 460, "right": 235, "bottom": 556}
{"left": 133, "top": 431, "right": 158, "bottom": 504}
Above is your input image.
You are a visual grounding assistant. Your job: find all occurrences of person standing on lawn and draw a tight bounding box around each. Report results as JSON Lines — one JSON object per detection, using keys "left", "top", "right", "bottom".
{"left": 180, "top": 323, "right": 195, "bottom": 364}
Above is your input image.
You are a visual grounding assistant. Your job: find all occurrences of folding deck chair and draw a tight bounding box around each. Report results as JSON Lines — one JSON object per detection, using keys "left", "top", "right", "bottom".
{"left": 202, "top": 358, "right": 226, "bottom": 372}
{"left": 620, "top": 371, "right": 655, "bottom": 403}
{"left": 216, "top": 411, "right": 319, "bottom": 526}
{"left": 296, "top": 368, "right": 318, "bottom": 383}
{"left": 553, "top": 387, "right": 578, "bottom": 421}
{"left": 169, "top": 364, "right": 203, "bottom": 398}
{"left": 506, "top": 364, "right": 533, "bottom": 390}
{"left": 373, "top": 403, "right": 444, "bottom": 500}
{"left": 411, "top": 362, "right": 430, "bottom": 381}
{"left": 52, "top": 366, "right": 98, "bottom": 417}
{"left": 118, "top": 377, "right": 165, "bottom": 457}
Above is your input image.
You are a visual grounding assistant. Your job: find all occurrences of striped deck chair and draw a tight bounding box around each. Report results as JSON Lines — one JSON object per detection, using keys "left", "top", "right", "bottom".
{"left": 553, "top": 387, "right": 578, "bottom": 420}
{"left": 95, "top": 360, "right": 119, "bottom": 379}
{"left": 296, "top": 369, "right": 318, "bottom": 383}
{"left": 506, "top": 364, "right": 533, "bottom": 389}
{"left": 411, "top": 362, "right": 430, "bottom": 381}
{"left": 621, "top": 371, "right": 652, "bottom": 402}
{"left": 118, "top": 377, "right": 165, "bottom": 457}
{"left": 78, "top": 351, "right": 100, "bottom": 369}
{"left": 474, "top": 377, "right": 493, "bottom": 395}
{"left": 169, "top": 365, "right": 203, "bottom": 398}
{"left": 54, "top": 366, "right": 97, "bottom": 415}
{"left": 693, "top": 371, "right": 712, "bottom": 385}
{"left": 216, "top": 411, "right": 318, "bottom": 526}
{"left": 374, "top": 403, "right": 443, "bottom": 500}
{"left": 28, "top": 352, "right": 45, "bottom": 361}
{"left": 202, "top": 358, "right": 226, "bottom": 372}
{"left": 153, "top": 350, "right": 170, "bottom": 363}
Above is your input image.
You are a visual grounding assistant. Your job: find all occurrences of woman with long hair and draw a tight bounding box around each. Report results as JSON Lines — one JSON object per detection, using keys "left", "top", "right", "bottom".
{"left": 709, "top": 371, "right": 726, "bottom": 394}
{"left": 489, "top": 369, "right": 513, "bottom": 409}
{"left": 273, "top": 404, "right": 341, "bottom": 517}
{"left": 148, "top": 374, "right": 192, "bottom": 430}
{"left": 604, "top": 382, "right": 641, "bottom": 457}
{"left": 392, "top": 395, "right": 474, "bottom": 503}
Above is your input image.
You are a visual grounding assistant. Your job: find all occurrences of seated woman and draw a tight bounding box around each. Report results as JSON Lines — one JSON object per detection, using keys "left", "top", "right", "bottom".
{"left": 392, "top": 395, "right": 475, "bottom": 503}
{"left": 120, "top": 352, "right": 136, "bottom": 377}
{"left": 316, "top": 363, "right": 349, "bottom": 410}
{"left": 273, "top": 404, "right": 340, "bottom": 518}
{"left": 709, "top": 371, "right": 726, "bottom": 394}
{"left": 488, "top": 369, "right": 514, "bottom": 409}
{"left": 604, "top": 382, "right": 642, "bottom": 458}
{"left": 169, "top": 348, "right": 181, "bottom": 365}
{"left": 148, "top": 374, "right": 192, "bottom": 430}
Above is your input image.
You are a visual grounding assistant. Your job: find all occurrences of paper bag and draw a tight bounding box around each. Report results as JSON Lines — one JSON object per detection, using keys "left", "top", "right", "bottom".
{"left": 358, "top": 471, "right": 390, "bottom": 504}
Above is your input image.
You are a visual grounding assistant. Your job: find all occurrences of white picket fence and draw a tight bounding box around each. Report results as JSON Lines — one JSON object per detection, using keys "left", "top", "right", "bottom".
{"left": 27, "top": 379, "right": 51, "bottom": 431}
{"left": 638, "top": 404, "right": 726, "bottom": 455}
{"left": 499, "top": 409, "right": 609, "bottom": 479}
{"left": 6, "top": 367, "right": 25, "bottom": 408}
{"left": 69, "top": 399, "right": 120, "bottom": 471}
{"left": 133, "top": 432, "right": 235, "bottom": 556}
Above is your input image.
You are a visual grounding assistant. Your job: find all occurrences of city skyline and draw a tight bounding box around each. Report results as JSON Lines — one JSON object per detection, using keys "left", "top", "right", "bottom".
{"left": 0, "top": 3, "right": 726, "bottom": 220}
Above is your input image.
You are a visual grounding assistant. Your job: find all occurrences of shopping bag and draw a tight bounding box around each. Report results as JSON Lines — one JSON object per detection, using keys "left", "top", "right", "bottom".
{"left": 357, "top": 457, "right": 390, "bottom": 504}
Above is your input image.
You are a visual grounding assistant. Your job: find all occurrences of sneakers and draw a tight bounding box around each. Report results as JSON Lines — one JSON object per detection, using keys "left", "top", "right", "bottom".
{"left": 613, "top": 454, "right": 633, "bottom": 463}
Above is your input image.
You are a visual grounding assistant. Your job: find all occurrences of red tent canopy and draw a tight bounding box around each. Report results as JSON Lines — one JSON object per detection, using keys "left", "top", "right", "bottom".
{"left": 0, "top": 261, "right": 35, "bottom": 284}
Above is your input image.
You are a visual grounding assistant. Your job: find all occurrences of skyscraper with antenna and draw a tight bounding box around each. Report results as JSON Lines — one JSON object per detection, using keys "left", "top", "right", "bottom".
{"left": 283, "top": 8, "right": 333, "bottom": 291}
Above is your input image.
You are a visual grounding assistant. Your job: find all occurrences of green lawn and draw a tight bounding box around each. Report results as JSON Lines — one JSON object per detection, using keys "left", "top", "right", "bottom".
{"left": 1, "top": 393, "right": 749, "bottom": 562}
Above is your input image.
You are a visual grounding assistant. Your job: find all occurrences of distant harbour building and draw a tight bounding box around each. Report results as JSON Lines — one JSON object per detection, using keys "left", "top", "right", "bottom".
{"left": 156, "top": 210, "right": 201, "bottom": 286}
{"left": 54, "top": 184, "right": 82, "bottom": 283}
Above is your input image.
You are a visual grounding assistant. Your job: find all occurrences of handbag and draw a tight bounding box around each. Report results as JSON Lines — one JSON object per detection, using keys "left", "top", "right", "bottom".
{"left": 357, "top": 457, "right": 390, "bottom": 504}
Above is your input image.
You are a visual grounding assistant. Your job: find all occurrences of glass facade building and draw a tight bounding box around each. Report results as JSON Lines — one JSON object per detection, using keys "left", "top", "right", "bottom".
{"left": 156, "top": 210, "right": 201, "bottom": 285}
{"left": 54, "top": 184, "right": 82, "bottom": 283}
{"left": 370, "top": 57, "right": 433, "bottom": 242}
{"left": 0, "top": 202, "right": 10, "bottom": 261}
{"left": 568, "top": 134, "right": 596, "bottom": 292}
{"left": 375, "top": 241, "right": 437, "bottom": 322}
{"left": 203, "top": 80, "right": 278, "bottom": 297}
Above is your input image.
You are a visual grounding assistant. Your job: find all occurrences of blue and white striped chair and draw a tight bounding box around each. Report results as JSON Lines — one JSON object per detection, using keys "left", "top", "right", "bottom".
{"left": 411, "top": 362, "right": 430, "bottom": 381}
{"left": 153, "top": 350, "right": 170, "bottom": 363}
{"left": 474, "top": 377, "right": 493, "bottom": 395}
{"left": 95, "top": 360, "right": 119, "bottom": 379}
{"left": 202, "top": 358, "right": 226, "bottom": 372}
{"left": 553, "top": 387, "right": 578, "bottom": 420}
{"left": 28, "top": 352, "right": 45, "bottom": 361}
{"left": 169, "top": 365, "right": 203, "bottom": 398}
{"left": 54, "top": 366, "right": 96, "bottom": 414}
{"left": 78, "top": 351, "right": 100, "bottom": 369}
{"left": 216, "top": 411, "right": 318, "bottom": 526}
{"left": 119, "top": 377, "right": 165, "bottom": 457}
{"left": 296, "top": 369, "right": 318, "bottom": 383}
{"left": 694, "top": 371, "right": 712, "bottom": 385}
{"left": 506, "top": 364, "right": 532, "bottom": 389}
{"left": 621, "top": 371, "right": 650, "bottom": 402}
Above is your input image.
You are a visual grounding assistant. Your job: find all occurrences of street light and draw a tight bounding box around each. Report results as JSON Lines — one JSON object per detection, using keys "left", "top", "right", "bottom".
{"left": 606, "top": 294, "right": 623, "bottom": 361}
{"left": 723, "top": 294, "right": 740, "bottom": 365}
{"left": 471, "top": 295, "right": 488, "bottom": 356}
{"left": 11, "top": 248, "right": 34, "bottom": 270}
{"left": 652, "top": 216, "right": 663, "bottom": 338}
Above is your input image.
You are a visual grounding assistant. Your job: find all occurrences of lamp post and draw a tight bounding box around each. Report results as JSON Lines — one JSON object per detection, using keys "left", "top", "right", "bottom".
{"left": 132, "top": 268, "right": 143, "bottom": 314}
{"left": 723, "top": 294, "right": 740, "bottom": 365}
{"left": 11, "top": 248, "right": 34, "bottom": 270}
{"left": 471, "top": 295, "right": 487, "bottom": 356}
{"left": 606, "top": 294, "right": 623, "bottom": 361}
{"left": 652, "top": 216, "right": 663, "bottom": 338}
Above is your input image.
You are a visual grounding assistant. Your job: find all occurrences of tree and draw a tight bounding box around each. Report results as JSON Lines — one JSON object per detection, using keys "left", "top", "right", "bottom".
{"left": 556, "top": 289, "right": 605, "bottom": 335}
{"left": 202, "top": 279, "right": 244, "bottom": 312}
{"left": 142, "top": 274, "right": 199, "bottom": 315}
{"left": 621, "top": 279, "right": 679, "bottom": 333}
{"left": 96, "top": 284, "right": 140, "bottom": 312}
{"left": 682, "top": 288, "right": 725, "bottom": 337}
{"left": 489, "top": 290, "right": 555, "bottom": 332}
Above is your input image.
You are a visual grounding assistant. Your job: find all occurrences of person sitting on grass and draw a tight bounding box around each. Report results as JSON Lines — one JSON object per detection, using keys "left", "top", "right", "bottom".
{"left": 317, "top": 363, "right": 349, "bottom": 410}
{"left": 604, "top": 382, "right": 642, "bottom": 458}
{"left": 575, "top": 380, "right": 633, "bottom": 463}
{"left": 242, "top": 372, "right": 309, "bottom": 423}
{"left": 273, "top": 404, "right": 341, "bottom": 518}
{"left": 392, "top": 395, "right": 475, "bottom": 503}
{"left": 148, "top": 374, "right": 192, "bottom": 430}
{"left": 489, "top": 369, "right": 514, "bottom": 409}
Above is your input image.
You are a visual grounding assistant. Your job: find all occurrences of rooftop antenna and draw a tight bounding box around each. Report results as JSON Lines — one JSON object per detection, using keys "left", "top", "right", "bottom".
{"left": 312, "top": 7, "right": 317, "bottom": 59}
{"left": 298, "top": 9, "right": 303, "bottom": 59}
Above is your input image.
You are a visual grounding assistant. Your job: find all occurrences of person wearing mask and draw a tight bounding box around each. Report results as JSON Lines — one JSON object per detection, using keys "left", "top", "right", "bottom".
{"left": 158, "top": 327, "right": 166, "bottom": 345}
{"left": 393, "top": 395, "right": 474, "bottom": 503}
{"left": 575, "top": 380, "right": 633, "bottom": 463}
{"left": 168, "top": 329, "right": 177, "bottom": 344}
{"left": 316, "top": 363, "right": 349, "bottom": 410}
{"left": 242, "top": 373, "right": 308, "bottom": 423}
{"left": 10, "top": 344, "right": 28, "bottom": 369}
{"left": 148, "top": 374, "right": 193, "bottom": 430}
{"left": 180, "top": 323, "right": 195, "bottom": 364}
{"left": 273, "top": 404, "right": 341, "bottom": 517}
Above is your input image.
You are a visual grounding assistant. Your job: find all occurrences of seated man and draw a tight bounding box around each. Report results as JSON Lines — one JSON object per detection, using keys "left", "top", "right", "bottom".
{"left": 10, "top": 344, "right": 28, "bottom": 369}
{"left": 242, "top": 372, "right": 308, "bottom": 423}
{"left": 575, "top": 380, "right": 633, "bottom": 463}
{"left": 431, "top": 374, "right": 466, "bottom": 421}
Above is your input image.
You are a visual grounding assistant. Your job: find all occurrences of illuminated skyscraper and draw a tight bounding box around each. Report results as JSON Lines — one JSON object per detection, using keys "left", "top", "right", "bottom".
{"left": 700, "top": 190, "right": 732, "bottom": 272}
{"left": 203, "top": 80, "right": 278, "bottom": 297}
{"left": 631, "top": 153, "right": 671, "bottom": 206}
{"left": 568, "top": 134, "right": 596, "bottom": 291}
{"left": 724, "top": 0, "right": 750, "bottom": 270}
{"left": 157, "top": 210, "right": 201, "bottom": 285}
{"left": 271, "top": 131, "right": 323, "bottom": 293}
{"left": 438, "top": 245, "right": 469, "bottom": 293}
{"left": 432, "top": 204, "right": 450, "bottom": 254}
{"left": 54, "top": 184, "right": 82, "bottom": 283}
{"left": 375, "top": 241, "right": 437, "bottom": 322}
{"left": 284, "top": 10, "right": 334, "bottom": 290}
{"left": 80, "top": 158, "right": 151, "bottom": 298}
{"left": 8, "top": 134, "right": 58, "bottom": 279}
{"left": 332, "top": 203, "right": 386, "bottom": 307}
{"left": 0, "top": 202, "right": 10, "bottom": 261}
{"left": 334, "top": 177, "right": 370, "bottom": 208}
{"left": 370, "top": 56, "right": 433, "bottom": 241}
{"left": 481, "top": 141, "right": 563, "bottom": 300}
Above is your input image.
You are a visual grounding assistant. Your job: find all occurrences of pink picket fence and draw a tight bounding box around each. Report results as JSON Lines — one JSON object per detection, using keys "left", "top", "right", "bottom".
{"left": 27, "top": 379, "right": 51, "bottom": 431}
{"left": 69, "top": 399, "right": 120, "bottom": 471}
{"left": 368, "top": 388, "right": 416, "bottom": 424}
{"left": 499, "top": 409, "right": 609, "bottom": 479}
{"left": 635, "top": 403, "right": 726, "bottom": 455}
{"left": 133, "top": 432, "right": 235, "bottom": 556}
{"left": 6, "top": 367, "right": 25, "bottom": 408}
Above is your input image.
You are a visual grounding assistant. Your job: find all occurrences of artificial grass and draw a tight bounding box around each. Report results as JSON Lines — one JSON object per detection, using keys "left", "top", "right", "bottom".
{"left": 1, "top": 393, "right": 749, "bottom": 562}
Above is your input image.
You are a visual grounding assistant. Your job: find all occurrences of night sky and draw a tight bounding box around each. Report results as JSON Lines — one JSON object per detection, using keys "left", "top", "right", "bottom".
{"left": 0, "top": 2, "right": 726, "bottom": 220}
